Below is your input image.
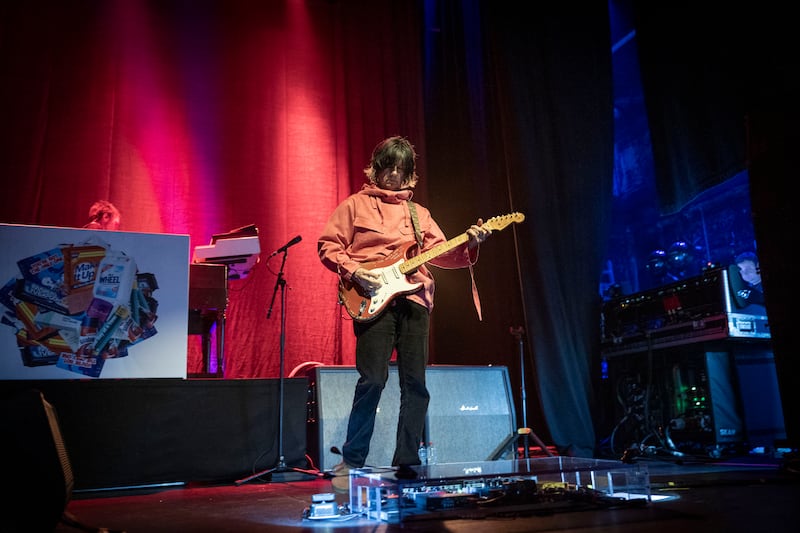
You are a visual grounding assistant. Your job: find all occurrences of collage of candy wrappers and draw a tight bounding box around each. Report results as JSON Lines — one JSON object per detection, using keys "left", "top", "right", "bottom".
{"left": 1, "top": 239, "right": 159, "bottom": 377}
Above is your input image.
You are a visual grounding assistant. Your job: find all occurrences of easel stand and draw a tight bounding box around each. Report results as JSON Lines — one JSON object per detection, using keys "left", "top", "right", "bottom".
{"left": 510, "top": 327, "right": 553, "bottom": 458}
{"left": 235, "top": 250, "right": 323, "bottom": 485}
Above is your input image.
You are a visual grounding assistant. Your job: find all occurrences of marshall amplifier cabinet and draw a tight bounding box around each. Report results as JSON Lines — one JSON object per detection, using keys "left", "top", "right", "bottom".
{"left": 307, "top": 365, "right": 516, "bottom": 470}
{"left": 601, "top": 266, "right": 770, "bottom": 357}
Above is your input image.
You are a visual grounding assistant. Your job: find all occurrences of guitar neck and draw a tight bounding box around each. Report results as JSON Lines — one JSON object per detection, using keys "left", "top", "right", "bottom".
{"left": 399, "top": 232, "right": 470, "bottom": 274}
{"left": 395, "top": 212, "right": 525, "bottom": 275}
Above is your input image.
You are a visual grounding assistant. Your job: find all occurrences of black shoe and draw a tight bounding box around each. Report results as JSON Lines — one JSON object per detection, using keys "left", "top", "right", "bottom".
{"left": 394, "top": 464, "right": 418, "bottom": 480}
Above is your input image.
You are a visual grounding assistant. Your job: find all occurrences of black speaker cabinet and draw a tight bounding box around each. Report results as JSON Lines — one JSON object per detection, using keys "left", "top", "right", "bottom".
{"left": 308, "top": 366, "right": 401, "bottom": 471}
{"left": 732, "top": 343, "right": 787, "bottom": 449}
{"left": 308, "top": 365, "right": 516, "bottom": 471}
{"left": 693, "top": 350, "right": 744, "bottom": 445}
{"left": 1, "top": 389, "right": 73, "bottom": 532}
{"left": 425, "top": 366, "right": 516, "bottom": 464}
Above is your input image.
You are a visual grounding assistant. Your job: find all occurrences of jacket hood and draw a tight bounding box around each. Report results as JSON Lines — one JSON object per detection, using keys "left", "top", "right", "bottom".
{"left": 359, "top": 183, "right": 413, "bottom": 204}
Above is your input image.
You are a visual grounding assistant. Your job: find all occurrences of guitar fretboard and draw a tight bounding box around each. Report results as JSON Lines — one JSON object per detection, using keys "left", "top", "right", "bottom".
{"left": 399, "top": 234, "right": 470, "bottom": 274}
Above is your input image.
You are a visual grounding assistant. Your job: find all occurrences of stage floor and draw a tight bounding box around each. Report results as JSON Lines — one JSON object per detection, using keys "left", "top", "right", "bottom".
{"left": 54, "top": 452, "right": 800, "bottom": 533}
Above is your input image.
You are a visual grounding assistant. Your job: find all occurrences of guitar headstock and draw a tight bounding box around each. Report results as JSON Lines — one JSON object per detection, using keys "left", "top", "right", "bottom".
{"left": 483, "top": 212, "right": 525, "bottom": 231}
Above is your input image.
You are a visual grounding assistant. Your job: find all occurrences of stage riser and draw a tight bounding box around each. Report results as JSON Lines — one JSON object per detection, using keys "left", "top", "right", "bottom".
{"left": 1, "top": 379, "right": 308, "bottom": 491}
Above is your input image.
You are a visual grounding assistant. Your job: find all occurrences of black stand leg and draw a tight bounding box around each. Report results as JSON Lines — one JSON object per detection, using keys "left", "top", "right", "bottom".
{"left": 510, "top": 327, "right": 554, "bottom": 458}
{"left": 235, "top": 250, "right": 324, "bottom": 485}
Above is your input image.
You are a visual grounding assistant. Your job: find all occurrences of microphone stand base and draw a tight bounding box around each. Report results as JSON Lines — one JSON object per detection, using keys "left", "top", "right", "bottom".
{"left": 234, "top": 463, "right": 326, "bottom": 485}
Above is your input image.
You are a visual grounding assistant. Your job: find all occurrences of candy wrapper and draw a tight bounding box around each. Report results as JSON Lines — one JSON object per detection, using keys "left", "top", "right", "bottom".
{"left": 56, "top": 345, "right": 106, "bottom": 378}
{"left": 16, "top": 329, "right": 61, "bottom": 367}
{"left": 63, "top": 244, "right": 107, "bottom": 314}
{"left": 14, "top": 247, "right": 68, "bottom": 313}
{"left": 0, "top": 277, "right": 22, "bottom": 327}
{"left": 93, "top": 250, "right": 137, "bottom": 308}
{"left": 14, "top": 300, "right": 58, "bottom": 341}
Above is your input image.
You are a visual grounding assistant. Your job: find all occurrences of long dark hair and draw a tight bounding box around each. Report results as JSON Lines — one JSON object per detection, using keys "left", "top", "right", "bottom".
{"left": 364, "top": 136, "right": 419, "bottom": 188}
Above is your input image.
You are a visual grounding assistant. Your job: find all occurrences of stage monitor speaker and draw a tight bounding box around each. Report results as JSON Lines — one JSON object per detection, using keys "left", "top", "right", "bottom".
{"left": 309, "top": 366, "right": 401, "bottom": 471}
{"left": 1, "top": 388, "right": 74, "bottom": 532}
{"left": 426, "top": 366, "right": 517, "bottom": 463}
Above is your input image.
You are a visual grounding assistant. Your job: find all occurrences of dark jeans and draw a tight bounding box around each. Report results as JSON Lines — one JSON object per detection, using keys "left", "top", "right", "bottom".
{"left": 341, "top": 298, "right": 430, "bottom": 468}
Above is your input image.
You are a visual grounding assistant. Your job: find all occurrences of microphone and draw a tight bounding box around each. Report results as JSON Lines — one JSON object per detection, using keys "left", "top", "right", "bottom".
{"left": 269, "top": 235, "right": 302, "bottom": 257}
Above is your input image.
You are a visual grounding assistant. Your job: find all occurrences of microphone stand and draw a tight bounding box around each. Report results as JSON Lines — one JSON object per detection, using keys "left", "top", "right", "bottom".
{"left": 235, "top": 249, "right": 323, "bottom": 485}
{"left": 510, "top": 327, "right": 553, "bottom": 458}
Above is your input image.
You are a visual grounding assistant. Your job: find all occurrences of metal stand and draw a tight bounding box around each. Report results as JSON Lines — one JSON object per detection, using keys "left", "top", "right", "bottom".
{"left": 235, "top": 250, "right": 323, "bottom": 485}
{"left": 510, "top": 326, "right": 553, "bottom": 458}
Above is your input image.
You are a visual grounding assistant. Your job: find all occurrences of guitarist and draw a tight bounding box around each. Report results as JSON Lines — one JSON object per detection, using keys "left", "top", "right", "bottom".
{"left": 317, "top": 136, "right": 491, "bottom": 492}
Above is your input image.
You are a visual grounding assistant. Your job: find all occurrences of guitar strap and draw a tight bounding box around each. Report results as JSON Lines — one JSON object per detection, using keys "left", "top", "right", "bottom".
{"left": 407, "top": 201, "right": 424, "bottom": 248}
{"left": 407, "top": 201, "right": 483, "bottom": 321}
